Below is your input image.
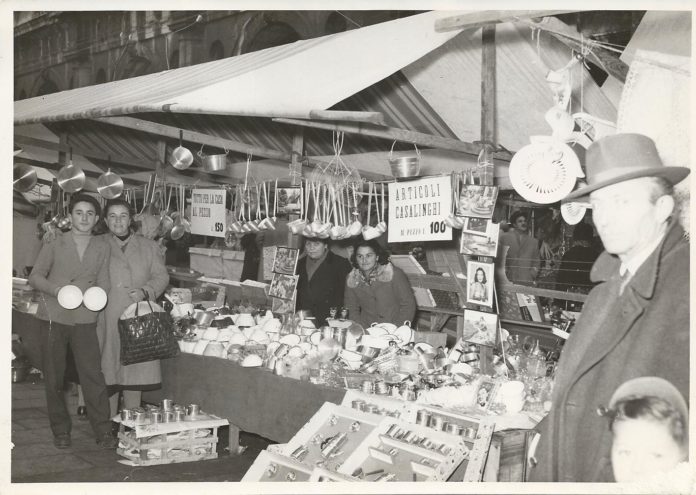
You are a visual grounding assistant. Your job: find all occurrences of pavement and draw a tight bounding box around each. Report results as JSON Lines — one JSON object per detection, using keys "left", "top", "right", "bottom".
{"left": 11, "top": 374, "right": 271, "bottom": 483}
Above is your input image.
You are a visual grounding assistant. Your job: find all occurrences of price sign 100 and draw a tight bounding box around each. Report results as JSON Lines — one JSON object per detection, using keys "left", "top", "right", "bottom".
{"left": 429, "top": 221, "right": 446, "bottom": 234}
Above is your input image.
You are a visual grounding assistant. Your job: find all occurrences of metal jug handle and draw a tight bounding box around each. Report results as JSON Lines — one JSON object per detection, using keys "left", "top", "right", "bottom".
{"left": 197, "top": 144, "right": 206, "bottom": 158}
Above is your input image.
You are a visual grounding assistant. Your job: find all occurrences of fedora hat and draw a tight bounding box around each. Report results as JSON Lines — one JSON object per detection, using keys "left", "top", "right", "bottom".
{"left": 564, "top": 133, "right": 690, "bottom": 200}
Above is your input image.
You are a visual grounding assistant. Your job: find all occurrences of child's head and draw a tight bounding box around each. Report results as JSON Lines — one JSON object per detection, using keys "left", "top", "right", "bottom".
{"left": 607, "top": 377, "right": 689, "bottom": 483}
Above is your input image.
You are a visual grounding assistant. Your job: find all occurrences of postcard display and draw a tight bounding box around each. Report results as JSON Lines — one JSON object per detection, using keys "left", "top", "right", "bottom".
{"left": 242, "top": 399, "right": 494, "bottom": 482}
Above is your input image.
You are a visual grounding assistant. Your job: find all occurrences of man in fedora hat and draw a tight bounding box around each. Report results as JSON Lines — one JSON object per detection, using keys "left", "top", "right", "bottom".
{"left": 529, "top": 133, "right": 690, "bottom": 482}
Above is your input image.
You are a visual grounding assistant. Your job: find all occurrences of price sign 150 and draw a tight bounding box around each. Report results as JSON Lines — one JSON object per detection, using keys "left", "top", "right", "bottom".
{"left": 213, "top": 222, "right": 224, "bottom": 232}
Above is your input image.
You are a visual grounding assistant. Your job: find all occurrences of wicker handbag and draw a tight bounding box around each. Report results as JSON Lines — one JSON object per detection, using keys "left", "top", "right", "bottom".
{"left": 118, "top": 300, "right": 179, "bottom": 365}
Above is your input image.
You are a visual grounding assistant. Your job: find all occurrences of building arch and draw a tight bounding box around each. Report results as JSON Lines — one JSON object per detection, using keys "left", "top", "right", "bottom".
{"left": 246, "top": 21, "right": 300, "bottom": 53}
{"left": 209, "top": 39, "right": 225, "bottom": 60}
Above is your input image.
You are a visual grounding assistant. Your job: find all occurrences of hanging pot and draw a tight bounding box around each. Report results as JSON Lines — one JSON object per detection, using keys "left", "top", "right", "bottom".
{"left": 198, "top": 145, "right": 228, "bottom": 173}
{"left": 13, "top": 163, "right": 37, "bottom": 192}
{"left": 388, "top": 141, "right": 421, "bottom": 178}
{"left": 57, "top": 163, "right": 85, "bottom": 193}
{"left": 97, "top": 168, "right": 124, "bottom": 199}
{"left": 170, "top": 130, "right": 193, "bottom": 170}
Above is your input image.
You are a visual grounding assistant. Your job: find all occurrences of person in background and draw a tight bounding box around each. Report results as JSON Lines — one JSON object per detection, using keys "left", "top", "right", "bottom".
{"left": 28, "top": 193, "right": 116, "bottom": 449}
{"left": 529, "top": 133, "right": 690, "bottom": 482}
{"left": 556, "top": 222, "right": 600, "bottom": 293}
{"left": 499, "top": 211, "right": 540, "bottom": 285}
{"left": 97, "top": 199, "right": 169, "bottom": 417}
{"left": 343, "top": 239, "right": 416, "bottom": 328}
{"left": 604, "top": 377, "right": 689, "bottom": 487}
{"left": 295, "top": 237, "right": 352, "bottom": 327}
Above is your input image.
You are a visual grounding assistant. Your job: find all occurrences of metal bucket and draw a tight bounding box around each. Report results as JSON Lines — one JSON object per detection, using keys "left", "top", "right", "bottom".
{"left": 388, "top": 142, "right": 421, "bottom": 178}
{"left": 199, "top": 148, "right": 228, "bottom": 172}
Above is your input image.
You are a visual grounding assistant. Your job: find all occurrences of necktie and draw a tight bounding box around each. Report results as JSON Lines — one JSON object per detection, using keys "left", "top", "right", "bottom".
{"left": 619, "top": 270, "right": 631, "bottom": 295}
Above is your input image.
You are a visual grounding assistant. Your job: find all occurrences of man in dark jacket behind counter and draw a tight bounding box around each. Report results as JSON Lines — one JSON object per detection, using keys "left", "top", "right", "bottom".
{"left": 529, "top": 133, "right": 690, "bottom": 482}
{"left": 296, "top": 237, "right": 352, "bottom": 327}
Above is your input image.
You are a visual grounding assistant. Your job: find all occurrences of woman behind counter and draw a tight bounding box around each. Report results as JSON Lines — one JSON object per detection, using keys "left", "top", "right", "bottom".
{"left": 97, "top": 199, "right": 169, "bottom": 416}
{"left": 343, "top": 239, "right": 416, "bottom": 328}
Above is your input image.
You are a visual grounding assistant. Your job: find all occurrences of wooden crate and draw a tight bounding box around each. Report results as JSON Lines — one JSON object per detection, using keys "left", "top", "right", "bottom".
{"left": 116, "top": 415, "right": 228, "bottom": 466}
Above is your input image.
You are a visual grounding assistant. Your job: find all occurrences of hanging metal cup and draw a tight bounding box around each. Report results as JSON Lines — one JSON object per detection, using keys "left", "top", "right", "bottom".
{"left": 388, "top": 141, "right": 421, "bottom": 178}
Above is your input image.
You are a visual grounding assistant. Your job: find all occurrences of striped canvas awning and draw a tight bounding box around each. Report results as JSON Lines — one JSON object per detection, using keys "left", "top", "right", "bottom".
{"left": 14, "top": 11, "right": 468, "bottom": 125}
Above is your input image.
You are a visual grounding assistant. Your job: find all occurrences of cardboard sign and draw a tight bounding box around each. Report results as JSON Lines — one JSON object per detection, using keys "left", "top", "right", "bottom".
{"left": 190, "top": 189, "right": 227, "bottom": 237}
{"left": 388, "top": 176, "right": 452, "bottom": 242}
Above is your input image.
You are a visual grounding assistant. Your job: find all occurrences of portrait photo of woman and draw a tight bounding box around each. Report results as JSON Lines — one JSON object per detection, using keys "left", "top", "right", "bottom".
{"left": 466, "top": 260, "right": 494, "bottom": 307}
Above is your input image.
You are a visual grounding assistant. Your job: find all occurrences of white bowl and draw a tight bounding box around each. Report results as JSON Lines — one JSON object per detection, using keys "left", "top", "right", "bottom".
{"left": 202, "top": 327, "right": 220, "bottom": 341}
{"left": 279, "top": 334, "right": 301, "bottom": 346}
{"left": 57, "top": 285, "right": 83, "bottom": 310}
{"left": 241, "top": 354, "right": 263, "bottom": 367}
{"left": 83, "top": 286, "right": 108, "bottom": 311}
{"left": 236, "top": 313, "right": 256, "bottom": 327}
{"left": 262, "top": 318, "right": 282, "bottom": 333}
{"left": 192, "top": 339, "right": 210, "bottom": 355}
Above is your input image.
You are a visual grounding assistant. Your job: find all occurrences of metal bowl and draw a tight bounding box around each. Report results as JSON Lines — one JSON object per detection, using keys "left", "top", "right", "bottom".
{"left": 97, "top": 169, "right": 123, "bottom": 199}
{"left": 57, "top": 163, "right": 86, "bottom": 193}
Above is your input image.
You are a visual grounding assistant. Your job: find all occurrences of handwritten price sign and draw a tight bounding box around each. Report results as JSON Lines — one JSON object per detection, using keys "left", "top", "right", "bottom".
{"left": 190, "top": 188, "right": 227, "bottom": 237}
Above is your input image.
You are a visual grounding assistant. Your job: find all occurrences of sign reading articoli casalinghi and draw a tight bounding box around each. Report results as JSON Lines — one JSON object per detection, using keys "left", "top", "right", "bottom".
{"left": 190, "top": 188, "right": 227, "bottom": 238}
{"left": 387, "top": 175, "right": 452, "bottom": 242}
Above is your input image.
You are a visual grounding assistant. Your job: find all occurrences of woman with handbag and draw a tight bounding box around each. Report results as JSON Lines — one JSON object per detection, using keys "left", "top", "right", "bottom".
{"left": 97, "top": 199, "right": 169, "bottom": 416}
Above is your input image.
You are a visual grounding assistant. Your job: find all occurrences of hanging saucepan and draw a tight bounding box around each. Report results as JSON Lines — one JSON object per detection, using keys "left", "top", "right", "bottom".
{"left": 57, "top": 148, "right": 86, "bottom": 193}
{"left": 198, "top": 144, "right": 228, "bottom": 173}
{"left": 170, "top": 130, "right": 193, "bottom": 170}
{"left": 13, "top": 163, "right": 37, "bottom": 193}
{"left": 97, "top": 158, "right": 124, "bottom": 199}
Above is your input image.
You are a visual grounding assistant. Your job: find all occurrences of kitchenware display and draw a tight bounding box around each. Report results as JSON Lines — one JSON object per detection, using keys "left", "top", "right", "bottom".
{"left": 96, "top": 155, "right": 124, "bottom": 199}
{"left": 57, "top": 285, "right": 83, "bottom": 310}
{"left": 170, "top": 130, "right": 194, "bottom": 170}
{"left": 389, "top": 141, "right": 421, "bottom": 178}
{"left": 288, "top": 182, "right": 309, "bottom": 234}
{"left": 13, "top": 163, "right": 37, "bottom": 193}
{"left": 57, "top": 148, "right": 86, "bottom": 193}
{"left": 362, "top": 182, "right": 381, "bottom": 240}
{"left": 83, "top": 286, "right": 108, "bottom": 311}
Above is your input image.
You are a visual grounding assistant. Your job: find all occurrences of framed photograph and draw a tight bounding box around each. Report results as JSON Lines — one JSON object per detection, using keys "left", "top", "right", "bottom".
{"left": 475, "top": 377, "right": 499, "bottom": 412}
{"left": 462, "top": 217, "right": 489, "bottom": 235}
{"left": 272, "top": 296, "right": 296, "bottom": 314}
{"left": 462, "top": 309, "right": 498, "bottom": 347}
{"left": 457, "top": 185, "right": 499, "bottom": 218}
{"left": 460, "top": 222, "right": 500, "bottom": 257}
{"left": 466, "top": 260, "right": 494, "bottom": 307}
{"left": 272, "top": 246, "right": 300, "bottom": 275}
{"left": 268, "top": 273, "right": 298, "bottom": 300}
{"left": 276, "top": 187, "right": 301, "bottom": 215}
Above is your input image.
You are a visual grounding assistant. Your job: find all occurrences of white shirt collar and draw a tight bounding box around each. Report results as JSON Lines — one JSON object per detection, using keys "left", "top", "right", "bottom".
{"left": 619, "top": 231, "right": 667, "bottom": 278}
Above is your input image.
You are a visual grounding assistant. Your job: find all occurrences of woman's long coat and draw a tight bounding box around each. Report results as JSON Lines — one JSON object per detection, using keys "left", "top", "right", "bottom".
{"left": 97, "top": 234, "right": 169, "bottom": 387}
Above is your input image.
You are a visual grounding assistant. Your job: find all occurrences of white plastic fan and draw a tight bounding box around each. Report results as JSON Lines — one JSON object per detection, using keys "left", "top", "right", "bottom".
{"left": 561, "top": 202, "right": 587, "bottom": 225}
{"left": 561, "top": 180, "right": 591, "bottom": 225}
{"left": 509, "top": 138, "right": 583, "bottom": 204}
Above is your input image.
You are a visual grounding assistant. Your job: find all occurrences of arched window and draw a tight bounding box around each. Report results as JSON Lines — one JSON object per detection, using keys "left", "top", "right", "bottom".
{"left": 209, "top": 40, "right": 224, "bottom": 60}
{"left": 246, "top": 22, "right": 300, "bottom": 53}
{"left": 325, "top": 12, "right": 347, "bottom": 34}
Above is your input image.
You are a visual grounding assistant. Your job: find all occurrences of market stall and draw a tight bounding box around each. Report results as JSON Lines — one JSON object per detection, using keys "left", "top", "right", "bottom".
{"left": 13, "top": 8, "right": 690, "bottom": 483}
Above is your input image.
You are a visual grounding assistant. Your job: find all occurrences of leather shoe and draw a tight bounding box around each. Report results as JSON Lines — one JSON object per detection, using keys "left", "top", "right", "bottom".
{"left": 97, "top": 433, "right": 119, "bottom": 449}
{"left": 53, "top": 434, "right": 71, "bottom": 449}
{"left": 77, "top": 406, "right": 87, "bottom": 421}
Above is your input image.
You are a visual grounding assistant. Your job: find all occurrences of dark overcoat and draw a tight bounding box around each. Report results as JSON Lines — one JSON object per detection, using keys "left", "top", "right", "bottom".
{"left": 296, "top": 251, "right": 352, "bottom": 327}
{"left": 530, "top": 221, "right": 690, "bottom": 482}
